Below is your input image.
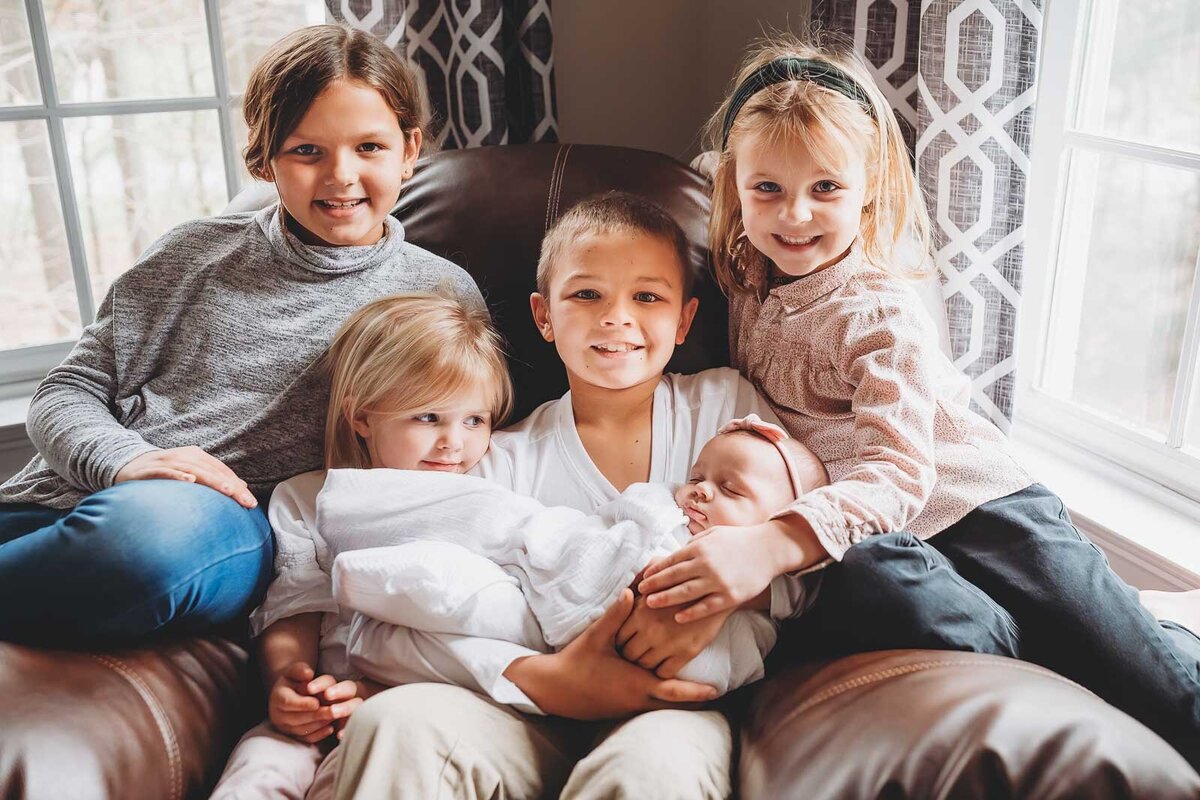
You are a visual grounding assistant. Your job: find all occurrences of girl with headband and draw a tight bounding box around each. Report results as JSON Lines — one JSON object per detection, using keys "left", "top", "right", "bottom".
{"left": 637, "top": 33, "right": 1200, "bottom": 766}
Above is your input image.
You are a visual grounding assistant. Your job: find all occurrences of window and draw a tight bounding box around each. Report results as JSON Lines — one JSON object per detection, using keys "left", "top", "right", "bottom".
{"left": 0, "top": 0, "right": 325, "bottom": 392}
{"left": 1020, "top": 0, "right": 1200, "bottom": 499}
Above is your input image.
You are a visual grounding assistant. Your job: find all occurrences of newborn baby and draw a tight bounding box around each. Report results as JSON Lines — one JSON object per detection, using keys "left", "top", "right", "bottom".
{"left": 321, "top": 415, "right": 827, "bottom": 695}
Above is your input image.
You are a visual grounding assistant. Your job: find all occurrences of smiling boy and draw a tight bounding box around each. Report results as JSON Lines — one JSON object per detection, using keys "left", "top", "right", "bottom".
{"left": 330, "top": 192, "right": 790, "bottom": 800}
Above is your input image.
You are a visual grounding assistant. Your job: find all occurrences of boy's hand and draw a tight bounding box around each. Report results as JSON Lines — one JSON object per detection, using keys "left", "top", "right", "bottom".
{"left": 616, "top": 594, "right": 733, "bottom": 678}
{"left": 267, "top": 662, "right": 359, "bottom": 743}
{"left": 116, "top": 446, "right": 257, "bottom": 508}
{"left": 504, "top": 590, "right": 718, "bottom": 720}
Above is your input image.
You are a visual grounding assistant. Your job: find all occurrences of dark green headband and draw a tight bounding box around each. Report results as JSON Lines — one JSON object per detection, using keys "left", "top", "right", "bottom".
{"left": 720, "top": 57, "right": 875, "bottom": 149}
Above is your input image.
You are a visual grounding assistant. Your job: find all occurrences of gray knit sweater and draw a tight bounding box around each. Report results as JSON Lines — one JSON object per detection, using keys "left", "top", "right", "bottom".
{"left": 0, "top": 204, "right": 484, "bottom": 509}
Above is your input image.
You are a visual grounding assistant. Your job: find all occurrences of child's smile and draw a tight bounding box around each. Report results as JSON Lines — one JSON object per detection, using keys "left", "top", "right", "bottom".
{"left": 734, "top": 130, "right": 869, "bottom": 278}
{"left": 532, "top": 231, "right": 697, "bottom": 394}
{"left": 270, "top": 78, "right": 421, "bottom": 247}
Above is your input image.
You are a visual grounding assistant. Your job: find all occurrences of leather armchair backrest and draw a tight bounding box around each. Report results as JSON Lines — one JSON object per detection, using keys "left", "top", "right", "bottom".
{"left": 395, "top": 143, "right": 728, "bottom": 421}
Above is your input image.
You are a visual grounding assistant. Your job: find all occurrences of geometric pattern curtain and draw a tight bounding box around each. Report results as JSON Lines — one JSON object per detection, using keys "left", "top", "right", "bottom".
{"left": 326, "top": 0, "right": 558, "bottom": 149}
{"left": 813, "top": 0, "right": 1043, "bottom": 431}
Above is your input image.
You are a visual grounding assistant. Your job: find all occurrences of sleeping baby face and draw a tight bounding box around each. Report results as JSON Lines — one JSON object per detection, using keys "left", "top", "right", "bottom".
{"left": 674, "top": 431, "right": 800, "bottom": 535}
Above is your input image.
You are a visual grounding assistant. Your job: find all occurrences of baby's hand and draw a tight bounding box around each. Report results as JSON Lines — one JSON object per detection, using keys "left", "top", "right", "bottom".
{"left": 267, "top": 662, "right": 359, "bottom": 744}
{"left": 616, "top": 594, "right": 734, "bottom": 678}
{"left": 115, "top": 446, "right": 257, "bottom": 508}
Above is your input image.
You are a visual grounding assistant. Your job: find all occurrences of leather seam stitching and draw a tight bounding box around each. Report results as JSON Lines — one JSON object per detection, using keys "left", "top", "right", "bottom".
{"left": 780, "top": 658, "right": 1088, "bottom": 725}
{"left": 545, "top": 144, "right": 572, "bottom": 232}
{"left": 91, "top": 654, "right": 182, "bottom": 800}
{"left": 545, "top": 145, "right": 565, "bottom": 232}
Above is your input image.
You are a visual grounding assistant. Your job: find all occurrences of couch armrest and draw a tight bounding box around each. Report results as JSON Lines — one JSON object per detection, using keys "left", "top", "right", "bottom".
{"left": 741, "top": 650, "right": 1200, "bottom": 799}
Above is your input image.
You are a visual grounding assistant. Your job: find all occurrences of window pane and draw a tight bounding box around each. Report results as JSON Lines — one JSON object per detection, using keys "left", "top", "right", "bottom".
{"left": 1039, "top": 150, "right": 1200, "bottom": 437}
{"left": 0, "top": 3, "right": 40, "bottom": 106}
{"left": 220, "top": 0, "right": 326, "bottom": 95}
{"left": 44, "top": 0, "right": 214, "bottom": 102}
{"left": 1076, "top": 0, "right": 1200, "bottom": 153}
{"left": 0, "top": 121, "right": 80, "bottom": 351}
{"left": 228, "top": 93, "right": 253, "bottom": 187}
{"left": 64, "top": 111, "right": 228, "bottom": 303}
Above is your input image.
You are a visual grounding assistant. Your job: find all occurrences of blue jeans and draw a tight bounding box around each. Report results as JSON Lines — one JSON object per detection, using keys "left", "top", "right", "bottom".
{"left": 781, "top": 483, "right": 1200, "bottom": 767}
{"left": 0, "top": 479, "right": 274, "bottom": 647}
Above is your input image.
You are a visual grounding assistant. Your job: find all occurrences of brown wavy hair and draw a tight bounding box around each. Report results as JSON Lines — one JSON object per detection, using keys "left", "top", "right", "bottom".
{"left": 242, "top": 24, "right": 426, "bottom": 181}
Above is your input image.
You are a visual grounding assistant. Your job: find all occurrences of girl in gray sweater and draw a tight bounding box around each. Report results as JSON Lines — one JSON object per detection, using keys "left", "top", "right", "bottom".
{"left": 0, "top": 25, "right": 483, "bottom": 650}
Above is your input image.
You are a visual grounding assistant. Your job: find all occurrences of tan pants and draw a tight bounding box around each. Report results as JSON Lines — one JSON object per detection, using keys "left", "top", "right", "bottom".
{"left": 328, "top": 684, "right": 733, "bottom": 799}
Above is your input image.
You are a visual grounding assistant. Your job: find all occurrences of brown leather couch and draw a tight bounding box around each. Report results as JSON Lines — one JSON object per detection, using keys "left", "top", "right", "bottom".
{"left": 2, "top": 143, "right": 1197, "bottom": 800}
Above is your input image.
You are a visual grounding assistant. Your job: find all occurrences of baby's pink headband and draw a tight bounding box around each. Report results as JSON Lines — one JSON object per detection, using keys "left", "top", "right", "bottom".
{"left": 718, "top": 414, "right": 805, "bottom": 499}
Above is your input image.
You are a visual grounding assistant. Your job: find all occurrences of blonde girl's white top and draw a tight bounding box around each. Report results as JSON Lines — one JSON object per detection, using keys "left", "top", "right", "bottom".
{"left": 729, "top": 244, "right": 1034, "bottom": 566}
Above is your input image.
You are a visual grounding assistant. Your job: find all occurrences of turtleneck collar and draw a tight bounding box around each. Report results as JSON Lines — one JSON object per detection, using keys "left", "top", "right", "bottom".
{"left": 255, "top": 202, "right": 408, "bottom": 276}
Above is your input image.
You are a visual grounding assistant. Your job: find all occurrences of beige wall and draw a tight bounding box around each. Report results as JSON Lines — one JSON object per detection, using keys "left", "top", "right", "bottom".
{"left": 553, "top": 0, "right": 810, "bottom": 163}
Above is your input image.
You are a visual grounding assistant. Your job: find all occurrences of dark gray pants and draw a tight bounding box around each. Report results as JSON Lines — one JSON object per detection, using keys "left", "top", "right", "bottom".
{"left": 780, "top": 483, "right": 1200, "bottom": 767}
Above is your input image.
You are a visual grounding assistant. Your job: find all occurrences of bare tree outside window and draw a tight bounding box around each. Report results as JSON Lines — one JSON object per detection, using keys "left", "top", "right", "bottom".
{"left": 0, "top": 0, "right": 324, "bottom": 360}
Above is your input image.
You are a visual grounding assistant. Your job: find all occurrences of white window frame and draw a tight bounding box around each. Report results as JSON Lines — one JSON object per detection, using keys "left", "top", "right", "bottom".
{"left": 1018, "top": 0, "right": 1200, "bottom": 504}
{"left": 0, "top": 0, "right": 244, "bottom": 394}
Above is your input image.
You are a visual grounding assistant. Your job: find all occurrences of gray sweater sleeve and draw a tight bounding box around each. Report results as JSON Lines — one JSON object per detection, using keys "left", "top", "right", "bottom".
{"left": 26, "top": 289, "right": 158, "bottom": 493}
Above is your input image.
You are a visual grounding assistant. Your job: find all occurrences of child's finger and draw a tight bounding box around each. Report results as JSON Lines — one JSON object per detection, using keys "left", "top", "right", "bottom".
{"left": 273, "top": 686, "right": 321, "bottom": 711}
{"left": 636, "top": 649, "right": 666, "bottom": 672}
{"left": 326, "top": 696, "right": 364, "bottom": 720}
{"left": 640, "top": 549, "right": 692, "bottom": 580}
{"left": 140, "top": 468, "right": 196, "bottom": 483}
{"left": 320, "top": 679, "right": 359, "bottom": 703}
{"left": 274, "top": 705, "right": 334, "bottom": 726}
{"left": 283, "top": 662, "right": 316, "bottom": 683}
{"left": 656, "top": 656, "right": 686, "bottom": 679}
{"left": 637, "top": 560, "right": 698, "bottom": 596}
{"left": 301, "top": 725, "right": 335, "bottom": 744}
{"left": 645, "top": 578, "right": 708, "bottom": 609}
{"left": 306, "top": 674, "right": 338, "bottom": 695}
{"left": 650, "top": 678, "right": 718, "bottom": 704}
{"left": 674, "top": 595, "right": 727, "bottom": 624}
{"left": 621, "top": 635, "right": 652, "bottom": 664}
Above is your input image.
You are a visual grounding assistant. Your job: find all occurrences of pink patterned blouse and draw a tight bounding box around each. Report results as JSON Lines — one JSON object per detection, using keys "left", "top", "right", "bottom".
{"left": 729, "top": 244, "right": 1034, "bottom": 563}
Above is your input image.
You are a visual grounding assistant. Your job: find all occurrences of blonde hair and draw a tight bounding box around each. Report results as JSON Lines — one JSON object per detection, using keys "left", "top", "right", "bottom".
{"left": 243, "top": 24, "right": 426, "bottom": 181}
{"left": 705, "top": 32, "right": 931, "bottom": 294}
{"left": 536, "top": 192, "right": 694, "bottom": 298}
{"left": 324, "top": 293, "right": 513, "bottom": 469}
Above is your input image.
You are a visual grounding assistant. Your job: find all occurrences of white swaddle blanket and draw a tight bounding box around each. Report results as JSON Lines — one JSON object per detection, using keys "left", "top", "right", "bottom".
{"left": 317, "top": 468, "right": 776, "bottom": 694}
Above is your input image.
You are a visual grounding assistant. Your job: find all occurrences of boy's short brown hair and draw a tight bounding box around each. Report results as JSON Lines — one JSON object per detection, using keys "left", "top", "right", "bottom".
{"left": 536, "top": 192, "right": 695, "bottom": 298}
{"left": 242, "top": 24, "right": 425, "bottom": 181}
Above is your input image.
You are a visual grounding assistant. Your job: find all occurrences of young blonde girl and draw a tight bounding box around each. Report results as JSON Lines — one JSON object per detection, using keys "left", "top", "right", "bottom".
{"left": 211, "top": 292, "right": 513, "bottom": 799}
{"left": 0, "top": 24, "right": 482, "bottom": 647}
{"left": 638, "top": 34, "right": 1200, "bottom": 766}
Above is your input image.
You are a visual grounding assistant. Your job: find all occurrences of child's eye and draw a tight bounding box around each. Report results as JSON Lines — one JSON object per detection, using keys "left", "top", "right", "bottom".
{"left": 415, "top": 412, "right": 438, "bottom": 423}
{"left": 754, "top": 181, "right": 782, "bottom": 193}
{"left": 634, "top": 292, "right": 660, "bottom": 303}
{"left": 464, "top": 415, "right": 487, "bottom": 428}
{"left": 572, "top": 289, "right": 600, "bottom": 300}
{"left": 359, "top": 142, "right": 384, "bottom": 153}
{"left": 814, "top": 180, "right": 840, "bottom": 194}
{"left": 722, "top": 484, "right": 743, "bottom": 497}
{"left": 291, "top": 144, "right": 319, "bottom": 156}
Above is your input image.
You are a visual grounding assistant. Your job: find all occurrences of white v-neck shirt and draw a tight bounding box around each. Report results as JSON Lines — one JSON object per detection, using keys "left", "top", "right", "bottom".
{"left": 473, "top": 367, "right": 777, "bottom": 508}
{"left": 345, "top": 367, "right": 783, "bottom": 712}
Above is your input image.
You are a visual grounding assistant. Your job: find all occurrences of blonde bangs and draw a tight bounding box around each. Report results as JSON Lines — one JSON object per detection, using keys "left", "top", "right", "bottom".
{"left": 324, "top": 293, "right": 513, "bottom": 469}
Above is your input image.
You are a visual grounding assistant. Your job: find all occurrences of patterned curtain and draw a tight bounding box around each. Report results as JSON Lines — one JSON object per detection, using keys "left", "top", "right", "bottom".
{"left": 813, "top": 0, "right": 1042, "bottom": 431}
{"left": 325, "top": 0, "right": 557, "bottom": 149}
